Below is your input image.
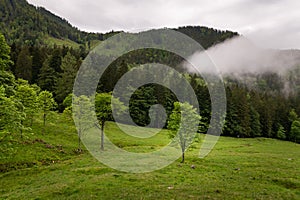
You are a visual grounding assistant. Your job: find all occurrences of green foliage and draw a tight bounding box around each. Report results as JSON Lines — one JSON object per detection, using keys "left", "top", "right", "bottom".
{"left": 38, "top": 58, "right": 57, "bottom": 92}
{"left": 55, "top": 52, "right": 78, "bottom": 103}
{"left": 0, "top": 86, "right": 25, "bottom": 140}
{"left": 0, "top": 69, "right": 16, "bottom": 97}
{"left": 37, "top": 91, "right": 57, "bottom": 127}
{"left": 95, "top": 93, "right": 126, "bottom": 150}
{"left": 168, "top": 102, "right": 201, "bottom": 162}
{"left": 44, "top": 36, "right": 81, "bottom": 49}
{"left": 0, "top": 33, "right": 25, "bottom": 139}
{"left": 0, "top": 33, "right": 12, "bottom": 70}
{"left": 72, "top": 95, "right": 96, "bottom": 151}
{"left": 250, "top": 106, "right": 262, "bottom": 137}
{"left": 224, "top": 86, "right": 251, "bottom": 137}
{"left": 289, "top": 109, "right": 298, "bottom": 122}
{"left": 15, "top": 46, "right": 32, "bottom": 82}
{"left": 31, "top": 46, "right": 47, "bottom": 83}
{"left": 277, "top": 125, "right": 287, "bottom": 140}
{"left": 49, "top": 49, "right": 62, "bottom": 73}
{"left": 176, "top": 26, "right": 238, "bottom": 49}
{"left": 0, "top": 0, "right": 299, "bottom": 146}
{"left": 290, "top": 120, "right": 300, "bottom": 143}
{"left": 128, "top": 85, "right": 158, "bottom": 127}
{"left": 95, "top": 93, "right": 126, "bottom": 125}
{"left": 0, "top": 33, "right": 16, "bottom": 97}
{"left": 0, "top": 0, "right": 107, "bottom": 46}
{"left": 14, "top": 79, "right": 39, "bottom": 126}
{"left": 62, "top": 93, "right": 73, "bottom": 108}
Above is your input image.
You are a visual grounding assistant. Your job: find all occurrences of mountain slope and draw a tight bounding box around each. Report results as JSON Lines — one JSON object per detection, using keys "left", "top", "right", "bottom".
{"left": 0, "top": 0, "right": 238, "bottom": 48}
{"left": 176, "top": 26, "right": 238, "bottom": 49}
{"left": 0, "top": 0, "right": 108, "bottom": 46}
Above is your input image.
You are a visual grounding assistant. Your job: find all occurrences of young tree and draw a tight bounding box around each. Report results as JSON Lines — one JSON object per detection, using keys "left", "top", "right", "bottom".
{"left": 72, "top": 95, "right": 96, "bottom": 151}
{"left": 38, "top": 91, "right": 56, "bottom": 129}
{"left": 95, "top": 93, "right": 126, "bottom": 150}
{"left": 15, "top": 80, "right": 39, "bottom": 127}
{"left": 0, "top": 86, "right": 25, "bottom": 140}
{"left": 0, "top": 63, "right": 16, "bottom": 97}
{"left": 167, "top": 102, "right": 201, "bottom": 163}
{"left": 288, "top": 109, "right": 299, "bottom": 140}
{"left": 289, "top": 109, "right": 298, "bottom": 122}
{"left": 290, "top": 120, "right": 300, "bottom": 143}
{"left": 277, "top": 125, "right": 286, "bottom": 140}
{"left": 0, "top": 34, "right": 25, "bottom": 139}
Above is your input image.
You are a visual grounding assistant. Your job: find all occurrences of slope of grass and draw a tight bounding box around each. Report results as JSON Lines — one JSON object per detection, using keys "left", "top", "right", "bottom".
{"left": 0, "top": 112, "right": 79, "bottom": 172}
{"left": 88, "top": 39, "right": 102, "bottom": 50}
{"left": 44, "top": 36, "right": 81, "bottom": 49}
{"left": 0, "top": 113, "right": 300, "bottom": 199}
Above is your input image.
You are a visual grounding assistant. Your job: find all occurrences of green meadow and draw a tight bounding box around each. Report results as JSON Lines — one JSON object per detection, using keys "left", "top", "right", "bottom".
{"left": 1, "top": 113, "right": 299, "bottom": 200}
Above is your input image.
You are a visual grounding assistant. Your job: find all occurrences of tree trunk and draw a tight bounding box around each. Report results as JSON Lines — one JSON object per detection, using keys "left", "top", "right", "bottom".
{"left": 101, "top": 121, "right": 105, "bottom": 151}
{"left": 43, "top": 113, "right": 46, "bottom": 127}
{"left": 43, "top": 113, "right": 46, "bottom": 134}
{"left": 20, "top": 120, "right": 23, "bottom": 138}
{"left": 78, "top": 131, "right": 81, "bottom": 152}
{"left": 181, "top": 152, "right": 185, "bottom": 163}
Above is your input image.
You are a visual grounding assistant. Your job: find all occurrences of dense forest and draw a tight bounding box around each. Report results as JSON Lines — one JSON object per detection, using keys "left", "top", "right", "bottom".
{"left": 1, "top": 0, "right": 300, "bottom": 146}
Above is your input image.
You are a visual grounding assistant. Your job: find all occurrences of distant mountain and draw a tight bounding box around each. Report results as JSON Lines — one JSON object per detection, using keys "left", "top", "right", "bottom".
{"left": 175, "top": 26, "right": 238, "bottom": 49}
{"left": 0, "top": 0, "right": 119, "bottom": 46}
{"left": 0, "top": 0, "right": 238, "bottom": 48}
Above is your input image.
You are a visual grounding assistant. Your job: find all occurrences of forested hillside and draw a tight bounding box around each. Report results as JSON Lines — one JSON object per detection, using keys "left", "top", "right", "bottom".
{"left": 0, "top": 0, "right": 238, "bottom": 48}
{"left": 0, "top": 0, "right": 300, "bottom": 146}
{"left": 0, "top": 0, "right": 110, "bottom": 46}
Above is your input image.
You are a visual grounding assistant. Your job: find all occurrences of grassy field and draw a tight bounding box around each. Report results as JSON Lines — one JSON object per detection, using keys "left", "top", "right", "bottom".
{"left": 0, "top": 113, "right": 300, "bottom": 199}
{"left": 44, "top": 36, "right": 81, "bottom": 49}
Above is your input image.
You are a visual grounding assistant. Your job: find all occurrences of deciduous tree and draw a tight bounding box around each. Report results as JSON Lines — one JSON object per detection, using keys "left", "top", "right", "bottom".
{"left": 38, "top": 91, "right": 56, "bottom": 129}
{"left": 167, "top": 102, "right": 201, "bottom": 163}
{"left": 95, "top": 93, "right": 126, "bottom": 150}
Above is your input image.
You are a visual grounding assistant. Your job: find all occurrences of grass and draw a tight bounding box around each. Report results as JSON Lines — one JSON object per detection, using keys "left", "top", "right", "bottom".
{"left": 43, "top": 36, "right": 102, "bottom": 50}
{"left": 0, "top": 113, "right": 300, "bottom": 199}
{"left": 88, "top": 39, "right": 102, "bottom": 50}
{"left": 44, "top": 36, "right": 81, "bottom": 49}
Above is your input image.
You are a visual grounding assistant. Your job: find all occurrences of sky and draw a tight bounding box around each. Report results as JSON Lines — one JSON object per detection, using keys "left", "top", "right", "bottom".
{"left": 27, "top": 0, "right": 300, "bottom": 49}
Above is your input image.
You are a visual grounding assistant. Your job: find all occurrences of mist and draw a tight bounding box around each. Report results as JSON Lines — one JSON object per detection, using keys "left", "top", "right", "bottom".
{"left": 185, "top": 36, "right": 300, "bottom": 76}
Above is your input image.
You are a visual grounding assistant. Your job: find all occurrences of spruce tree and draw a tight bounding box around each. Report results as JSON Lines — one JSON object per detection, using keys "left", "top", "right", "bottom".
{"left": 38, "top": 58, "right": 57, "bottom": 92}
{"left": 55, "top": 52, "right": 78, "bottom": 103}
{"left": 15, "top": 46, "right": 32, "bottom": 82}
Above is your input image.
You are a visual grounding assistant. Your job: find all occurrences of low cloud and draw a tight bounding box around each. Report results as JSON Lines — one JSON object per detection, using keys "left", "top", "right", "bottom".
{"left": 184, "top": 36, "right": 300, "bottom": 75}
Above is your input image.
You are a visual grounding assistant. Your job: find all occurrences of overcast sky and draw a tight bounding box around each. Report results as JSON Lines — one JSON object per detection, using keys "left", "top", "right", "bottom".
{"left": 27, "top": 0, "right": 300, "bottom": 49}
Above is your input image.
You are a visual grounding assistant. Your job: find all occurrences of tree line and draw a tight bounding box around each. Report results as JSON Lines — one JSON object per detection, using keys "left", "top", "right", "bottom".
{"left": 0, "top": 34, "right": 56, "bottom": 141}
{"left": 1, "top": 29, "right": 300, "bottom": 147}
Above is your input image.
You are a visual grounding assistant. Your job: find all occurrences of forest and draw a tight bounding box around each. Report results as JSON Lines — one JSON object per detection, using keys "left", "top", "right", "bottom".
{"left": 1, "top": 26, "right": 300, "bottom": 145}
{"left": 1, "top": 0, "right": 300, "bottom": 148}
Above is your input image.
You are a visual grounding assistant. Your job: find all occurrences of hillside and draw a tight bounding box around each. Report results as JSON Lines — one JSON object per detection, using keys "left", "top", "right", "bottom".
{"left": 0, "top": 115, "right": 299, "bottom": 199}
{"left": 0, "top": 0, "right": 238, "bottom": 48}
{"left": 175, "top": 26, "right": 238, "bottom": 49}
{"left": 0, "top": 0, "right": 116, "bottom": 46}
